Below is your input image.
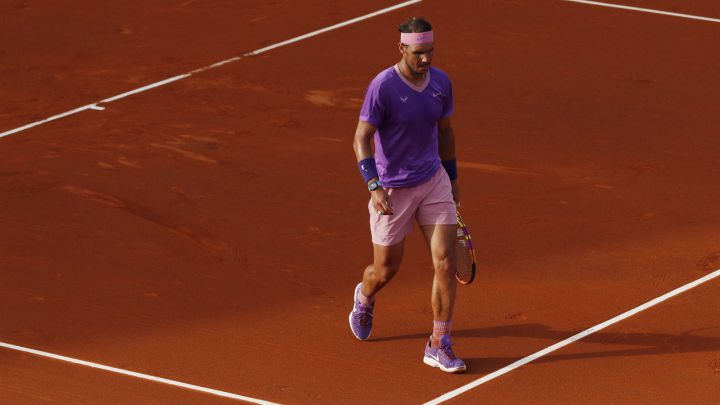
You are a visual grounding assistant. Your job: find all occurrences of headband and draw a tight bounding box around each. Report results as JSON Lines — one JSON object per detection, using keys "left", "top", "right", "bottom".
{"left": 400, "top": 31, "right": 434, "bottom": 45}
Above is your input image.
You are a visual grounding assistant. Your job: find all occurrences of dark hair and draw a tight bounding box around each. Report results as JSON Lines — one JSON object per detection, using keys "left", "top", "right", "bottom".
{"left": 398, "top": 17, "right": 432, "bottom": 33}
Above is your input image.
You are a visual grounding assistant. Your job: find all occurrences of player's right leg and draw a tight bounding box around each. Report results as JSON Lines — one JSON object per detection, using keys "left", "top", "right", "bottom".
{"left": 349, "top": 241, "right": 404, "bottom": 340}
{"left": 350, "top": 186, "right": 416, "bottom": 340}
{"left": 363, "top": 241, "right": 405, "bottom": 295}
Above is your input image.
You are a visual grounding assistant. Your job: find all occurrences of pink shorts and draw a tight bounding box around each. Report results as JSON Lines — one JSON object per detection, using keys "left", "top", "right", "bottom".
{"left": 369, "top": 167, "right": 456, "bottom": 246}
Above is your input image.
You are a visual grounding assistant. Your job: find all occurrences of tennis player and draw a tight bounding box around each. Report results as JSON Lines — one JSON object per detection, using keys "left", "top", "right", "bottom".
{"left": 349, "top": 17, "right": 465, "bottom": 373}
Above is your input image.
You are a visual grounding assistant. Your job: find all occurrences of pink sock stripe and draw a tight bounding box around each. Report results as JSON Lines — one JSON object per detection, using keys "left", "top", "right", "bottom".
{"left": 357, "top": 285, "right": 374, "bottom": 306}
{"left": 433, "top": 320, "right": 452, "bottom": 337}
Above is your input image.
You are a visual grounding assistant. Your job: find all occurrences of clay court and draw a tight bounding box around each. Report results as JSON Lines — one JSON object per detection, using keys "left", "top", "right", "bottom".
{"left": 1, "top": 0, "right": 719, "bottom": 403}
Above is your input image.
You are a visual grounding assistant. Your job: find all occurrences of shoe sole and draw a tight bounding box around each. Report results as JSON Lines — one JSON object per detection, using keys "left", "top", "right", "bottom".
{"left": 423, "top": 356, "right": 466, "bottom": 373}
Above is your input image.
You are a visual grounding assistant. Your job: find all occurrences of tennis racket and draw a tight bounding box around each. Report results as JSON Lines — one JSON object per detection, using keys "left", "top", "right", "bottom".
{"left": 455, "top": 209, "right": 476, "bottom": 285}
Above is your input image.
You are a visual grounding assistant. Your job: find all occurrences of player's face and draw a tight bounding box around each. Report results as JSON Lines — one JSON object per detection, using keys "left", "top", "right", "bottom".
{"left": 400, "top": 42, "right": 434, "bottom": 76}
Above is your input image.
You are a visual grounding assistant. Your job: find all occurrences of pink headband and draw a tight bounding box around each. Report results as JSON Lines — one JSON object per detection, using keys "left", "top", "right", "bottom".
{"left": 400, "top": 31, "right": 434, "bottom": 45}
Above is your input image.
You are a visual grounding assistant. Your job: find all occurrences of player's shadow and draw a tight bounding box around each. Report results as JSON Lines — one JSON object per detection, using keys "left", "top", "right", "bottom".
{"left": 372, "top": 323, "right": 720, "bottom": 375}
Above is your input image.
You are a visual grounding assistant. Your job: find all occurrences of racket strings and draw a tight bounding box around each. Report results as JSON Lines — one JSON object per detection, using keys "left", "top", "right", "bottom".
{"left": 455, "top": 211, "right": 477, "bottom": 285}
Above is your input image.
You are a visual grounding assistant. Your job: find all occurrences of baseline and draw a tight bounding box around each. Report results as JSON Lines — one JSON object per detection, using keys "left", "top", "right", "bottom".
{"left": 424, "top": 268, "right": 720, "bottom": 404}
{"left": 0, "top": 340, "right": 278, "bottom": 404}
{"left": 0, "top": 0, "right": 422, "bottom": 139}
{"left": 562, "top": 0, "right": 720, "bottom": 23}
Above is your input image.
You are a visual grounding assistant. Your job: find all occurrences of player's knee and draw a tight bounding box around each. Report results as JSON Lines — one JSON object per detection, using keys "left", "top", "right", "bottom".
{"left": 433, "top": 253, "right": 456, "bottom": 275}
{"left": 374, "top": 262, "right": 400, "bottom": 282}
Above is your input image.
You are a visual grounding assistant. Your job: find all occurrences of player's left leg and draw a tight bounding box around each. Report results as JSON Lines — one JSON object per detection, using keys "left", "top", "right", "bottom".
{"left": 420, "top": 223, "right": 466, "bottom": 373}
{"left": 350, "top": 185, "right": 416, "bottom": 341}
{"left": 422, "top": 224, "right": 457, "bottom": 322}
{"left": 415, "top": 167, "right": 466, "bottom": 372}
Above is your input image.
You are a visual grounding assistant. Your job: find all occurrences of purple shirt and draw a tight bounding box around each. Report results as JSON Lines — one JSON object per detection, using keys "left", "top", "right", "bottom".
{"left": 360, "top": 65, "right": 454, "bottom": 188}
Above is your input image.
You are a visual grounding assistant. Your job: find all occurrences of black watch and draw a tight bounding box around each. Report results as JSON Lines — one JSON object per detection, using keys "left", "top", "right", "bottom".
{"left": 367, "top": 179, "right": 383, "bottom": 191}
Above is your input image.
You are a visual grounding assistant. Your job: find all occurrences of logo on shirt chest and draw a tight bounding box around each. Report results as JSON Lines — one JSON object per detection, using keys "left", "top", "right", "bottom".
{"left": 400, "top": 96, "right": 408, "bottom": 103}
{"left": 432, "top": 90, "right": 443, "bottom": 98}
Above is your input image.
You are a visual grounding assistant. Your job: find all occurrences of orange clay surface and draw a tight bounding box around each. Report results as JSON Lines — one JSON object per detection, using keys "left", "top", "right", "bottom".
{"left": 1, "top": 0, "right": 719, "bottom": 403}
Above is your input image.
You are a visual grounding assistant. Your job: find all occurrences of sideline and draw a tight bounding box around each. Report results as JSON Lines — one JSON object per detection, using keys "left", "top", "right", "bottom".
{"left": 424, "top": 268, "right": 720, "bottom": 404}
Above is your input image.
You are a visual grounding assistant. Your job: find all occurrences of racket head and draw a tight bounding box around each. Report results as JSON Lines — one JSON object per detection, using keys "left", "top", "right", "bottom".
{"left": 455, "top": 209, "right": 477, "bottom": 285}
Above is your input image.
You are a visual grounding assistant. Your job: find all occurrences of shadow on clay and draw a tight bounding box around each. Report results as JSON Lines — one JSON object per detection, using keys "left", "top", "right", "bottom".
{"left": 372, "top": 323, "right": 720, "bottom": 374}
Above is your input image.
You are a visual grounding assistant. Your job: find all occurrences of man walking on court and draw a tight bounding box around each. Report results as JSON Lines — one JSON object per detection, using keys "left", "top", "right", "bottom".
{"left": 349, "top": 17, "right": 465, "bottom": 373}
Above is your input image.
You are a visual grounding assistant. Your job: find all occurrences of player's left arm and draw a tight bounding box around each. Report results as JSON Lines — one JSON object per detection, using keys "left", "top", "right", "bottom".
{"left": 438, "top": 116, "right": 460, "bottom": 206}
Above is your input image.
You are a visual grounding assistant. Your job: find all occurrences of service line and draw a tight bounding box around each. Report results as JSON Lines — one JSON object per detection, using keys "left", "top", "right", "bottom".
{"left": 0, "top": 0, "right": 423, "bottom": 139}
{"left": 0, "top": 340, "right": 279, "bottom": 404}
{"left": 424, "top": 268, "right": 720, "bottom": 404}
{"left": 562, "top": 0, "right": 720, "bottom": 23}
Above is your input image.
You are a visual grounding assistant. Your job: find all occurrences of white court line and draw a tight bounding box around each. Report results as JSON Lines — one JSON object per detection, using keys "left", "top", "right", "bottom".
{"left": 0, "top": 0, "right": 422, "bottom": 139}
{"left": 245, "top": 0, "right": 422, "bottom": 56}
{"left": 0, "top": 0, "right": 424, "bottom": 401}
{"left": 99, "top": 74, "right": 191, "bottom": 103}
{"left": 0, "top": 104, "right": 102, "bottom": 139}
{"left": 0, "top": 341, "right": 279, "bottom": 404}
{"left": 562, "top": 0, "right": 720, "bottom": 23}
{"left": 424, "top": 268, "right": 720, "bottom": 404}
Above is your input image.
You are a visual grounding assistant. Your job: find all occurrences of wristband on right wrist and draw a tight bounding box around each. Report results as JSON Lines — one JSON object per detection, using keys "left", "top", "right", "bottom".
{"left": 368, "top": 179, "right": 383, "bottom": 191}
{"left": 358, "top": 157, "right": 379, "bottom": 183}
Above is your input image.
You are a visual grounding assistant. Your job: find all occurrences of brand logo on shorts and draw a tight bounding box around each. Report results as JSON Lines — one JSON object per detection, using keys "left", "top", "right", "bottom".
{"left": 400, "top": 96, "right": 408, "bottom": 103}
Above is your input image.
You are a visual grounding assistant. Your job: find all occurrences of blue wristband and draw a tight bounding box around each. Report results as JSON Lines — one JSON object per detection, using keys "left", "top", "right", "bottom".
{"left": 442, "top": 158, "right": 458, "bottom": 181}
{"left": 358, "top": 157, "right": 379, "bottom": 183}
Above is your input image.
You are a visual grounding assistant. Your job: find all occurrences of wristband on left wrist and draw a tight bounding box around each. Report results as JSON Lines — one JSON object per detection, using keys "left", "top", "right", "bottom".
{"left": 442, "top": 158, "right": 458, "bottom": 181}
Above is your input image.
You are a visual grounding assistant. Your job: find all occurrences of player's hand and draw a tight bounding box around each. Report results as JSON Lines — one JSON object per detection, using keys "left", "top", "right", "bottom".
{"left": 371, "top": 188, "right": 394, "bottom": 215}
{"left": 451, "top": 180, "right": 461, "bottom": 208}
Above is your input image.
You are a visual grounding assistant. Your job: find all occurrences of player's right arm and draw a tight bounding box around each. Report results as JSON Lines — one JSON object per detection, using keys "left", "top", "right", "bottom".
{"left": 353, "top": 120, "right": 393, "bottom": 215}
